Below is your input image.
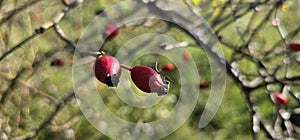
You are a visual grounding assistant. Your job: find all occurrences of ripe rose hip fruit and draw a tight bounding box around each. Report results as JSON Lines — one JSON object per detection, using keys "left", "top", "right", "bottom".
{"left": 162, "top": 63, "right": 174, "bottom": 71}
{"left": 104, "top": 23, "right": 119, "bottom": 39}
{"left": 3, "top": 31, "right": 9, "bottom": 40}
{"left": 287, "top": 42, "right": 300, "bottom": 52}
{"left": 274, "top": 93, "right": 288, "bottom": 105}
{"left": 199, "top": 81, "right": 209, "bottom": 88}
{"left": 50, "top": 58, "right": 65, "bottom": 67}
{"left": 94, "top": 56, "right": 121, "bottom": 87}
{"left": 183, "top": 51, "right": 191, "bottom": 61}
{"left": 130, "top": 66, "right": 169, "bottom": 96}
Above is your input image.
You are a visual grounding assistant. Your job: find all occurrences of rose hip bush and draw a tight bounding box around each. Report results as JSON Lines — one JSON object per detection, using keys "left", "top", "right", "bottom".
{"left": 0, "top": 0, "right": 300, "bottom": 139}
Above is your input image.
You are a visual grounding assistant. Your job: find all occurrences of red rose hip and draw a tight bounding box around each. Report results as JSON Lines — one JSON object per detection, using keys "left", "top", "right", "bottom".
{"left": 50, "top": 58, "right": 65, "bottom": 67}
{"left": 162, "top": 63, "right": 175, "bottom": 71}
{"left": 287, "top": 42, "right": 300, "bottom": 52}
{"left": 274, "top": 93, "right": 288, "bottom": 105}
{"left": 183, "top": 51, "right": 191, "bottom": 61}
{"left": 130, "top": 66, "right": 169, "bottom": 96}
{"left": 3, "top": 31, "right": 9, "bottom": 40}
{"left": 94, "top": 56, "right": 121, "bottom": 87}
{"left": 104, "top": 23, "right": 119, "bottom": 39}
{"left": 199, "top": 81, "right": 209, "bottom": 88}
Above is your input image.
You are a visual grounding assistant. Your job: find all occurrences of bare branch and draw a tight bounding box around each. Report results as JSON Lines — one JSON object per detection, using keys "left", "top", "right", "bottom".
{"left": 0, "top": 0, "right": 84, "bottom": 62}
{"left": 48, "top": 115, "right": 81, "bottom": 132}
{"left": 12, "top": 92, "right": 75, "bottom": 140}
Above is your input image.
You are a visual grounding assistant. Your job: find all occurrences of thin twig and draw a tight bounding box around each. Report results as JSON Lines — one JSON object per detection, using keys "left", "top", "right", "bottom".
{"left": 49, "top": 115, "right": 81, "bottom": 132}
{"left": 0, "top": 0, "right": 84, "bottom": 62}
{"left": 0, "top": 68, "right": 26, "bottom": 104}
{"left": 0, "top": 0, "right": 41, "bottom": 26}
{"left": 13, "top": 92, "right": 75, "bottom": 140}
{"left": 121, "top": 64, "right": 132, "bottom": 71}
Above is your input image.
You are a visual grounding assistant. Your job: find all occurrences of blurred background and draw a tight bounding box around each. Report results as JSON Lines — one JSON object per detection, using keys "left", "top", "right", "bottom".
{"left": 0, "top": 0, "right": 300, "bottom": 139}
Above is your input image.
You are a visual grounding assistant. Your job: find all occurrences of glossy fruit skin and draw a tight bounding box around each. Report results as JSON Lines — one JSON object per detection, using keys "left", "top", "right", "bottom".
{"left": 274, "top": 93, "right": 288, "bottom": 105}
{"left": 104, "top": 23, "right": 119, "bottom": 39}
{"left": 287, "top": 42, "right": 300, "bottom": 52}
{"left": 94, "top": 56, "right": 121, "bottom": 87}
{"left": 130, "top": 66, "right": 169, "bottom": 96}
{"left": 162, "top": 63, "right": 174, "bottom": 71}
{"left": 183, "top": 51, "right": 191, "bottom": 61}
{"left": 50, "top": 58, "right": 65, "bottom": 67}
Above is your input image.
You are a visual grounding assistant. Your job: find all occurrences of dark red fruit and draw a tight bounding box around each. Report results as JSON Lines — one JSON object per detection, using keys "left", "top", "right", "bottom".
{"left": 183, "top": 51, "right": 191, "bottom": 61}
{"left": 94, "top": 56, "right": 121, "bottom": 87}
{"left": 50, "top": 58, "right": 65, "bottom": 67}
{"left": 162, "top": 63, "right": 174, "bottom": 71}
{"left": 287, "top": 42, "right": 300, "bottom": 52}
{"left": 274, "top": 93, "right": 288, "bottom": 105}
{"left": 130, "top": 66, "right": 169, "bottom": 96}
{"left": 199, "top": 81, "right": 209, "bottom": 88}
{"left": 3, "top": 31, "right": 9, "bottom": 41}
{"left": 104, "top": 23, "right": 119, "bottom": 39}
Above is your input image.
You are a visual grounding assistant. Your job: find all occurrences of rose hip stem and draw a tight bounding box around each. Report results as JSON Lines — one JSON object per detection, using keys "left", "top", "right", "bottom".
{"left": 120, "top": 64, "right": 132, "bottom": 71}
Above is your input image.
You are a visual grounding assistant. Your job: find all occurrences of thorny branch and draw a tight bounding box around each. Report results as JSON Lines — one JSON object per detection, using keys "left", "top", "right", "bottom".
{"left": 146, "top": 1, "right": 298, "bottom": 139}
{"left": 0, "top": 0, "right": 84, "bottom": 139}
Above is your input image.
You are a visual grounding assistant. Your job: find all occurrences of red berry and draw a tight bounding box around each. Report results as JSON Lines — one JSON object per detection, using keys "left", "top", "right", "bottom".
{"left": 3, "top": 31, "right": 9, "bottom": 40}
{"left": 50, "top": 58, "right": 65, "bottom": 67}
{"left": 104, "top": 23, "right": 119, "bottom": 39}
{"left": 287, "top": 42, "right": 300, "bottom": 52}
{"left": 199, "top": 81, "right": 209, "bottom": 88}
{"left": 183, "top": 51, "right": 191, "bottom": 61}
{"left": 274, "top": 93, "right": 288, "bottom": 105}
{"left": 94, "top": 56, "right": 121, "bottom": 87}
{"left": 162, "top": 63, "right": 174, "bottom": 71}
{"left": 130, "top": 66, "right": 169, "bottom": 96}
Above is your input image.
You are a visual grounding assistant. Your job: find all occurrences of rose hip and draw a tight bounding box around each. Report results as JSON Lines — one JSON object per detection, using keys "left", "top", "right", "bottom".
{"left": 162, "top": 63, "right": 175, "bottom": 72}
{"left": 3, "top": 31, "right": 9, "bottom": 41}
{"left": 50, "top": 58, "right": 65, "bottom": 67}
{"left": 287, "top": 42, "right": 300, "bottom": 52}
{"left": 130, "top": 66, "right": 169, "bottom": 96}
{"left": 94, "top": 56, "right": 121, "bottom": 87}
{"left": 183, "top": 51, "right": 191, "bottom": 61}
{"left": 274, "top": 93, "right": 288, "bottom": 105}
{"left": 199, "top": 81, "right": 209, "bottom": 88}
{"left": 104, "top": 23, "right": 119, "bottom": 39}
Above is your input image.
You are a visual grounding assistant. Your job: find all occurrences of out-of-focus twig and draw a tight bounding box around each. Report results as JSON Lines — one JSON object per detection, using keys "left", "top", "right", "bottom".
{"left": 0, "top": 68, "right": 25, "bottom": 104}
{"left": 53, "top": 24, "right": 104, "bottom": 58}
{"left": 12, "top": 92, "right": 75, "bottom": 140}
{"left": 0, "top": 0, "right": 4, "bottom": 10}
{"left": 49, "top": 115, "right": 81, "bottom": 132}
{"left": 0, "top": 0, "right": 41, "bottom": 26}
{"left": 161, "top": 41, "right": 189, "bottom": 50}
{"left": 0, "top": 71, "right": 59, "bottom": 104}
{"left": 0, "top": 0, "right": 84, "bottom": 62}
